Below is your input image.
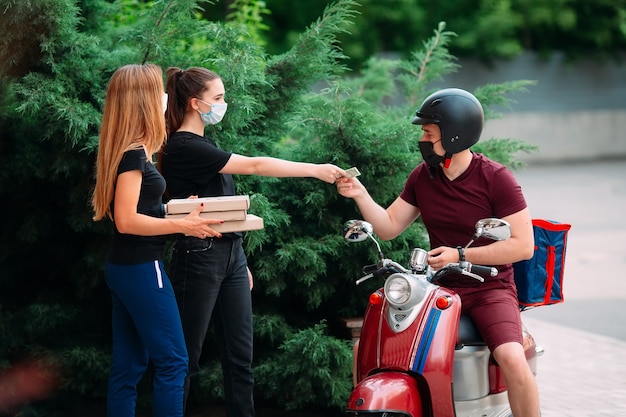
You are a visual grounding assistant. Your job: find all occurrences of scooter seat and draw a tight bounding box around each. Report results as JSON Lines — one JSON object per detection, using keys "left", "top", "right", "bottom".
{"left": 456, "top": 314, "right": 486, "bottom": 348}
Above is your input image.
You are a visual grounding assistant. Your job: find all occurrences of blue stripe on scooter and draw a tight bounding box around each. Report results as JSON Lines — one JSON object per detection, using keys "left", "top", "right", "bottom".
{"left": 412, "top": 308, "right": 441, "bottom": 374}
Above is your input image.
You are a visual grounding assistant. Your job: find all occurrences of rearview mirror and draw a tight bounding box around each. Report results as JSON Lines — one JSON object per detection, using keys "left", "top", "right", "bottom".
{"left": 342, "top": 220, "right": 374, "bottom": 242}
{"left": 474, "top": 218, "right": 511, "bottom": 241}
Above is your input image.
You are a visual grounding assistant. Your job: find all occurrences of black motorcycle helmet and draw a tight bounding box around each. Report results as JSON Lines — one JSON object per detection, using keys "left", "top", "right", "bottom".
{"left": 412, "top": 88, "right": 484, "bottom": 155}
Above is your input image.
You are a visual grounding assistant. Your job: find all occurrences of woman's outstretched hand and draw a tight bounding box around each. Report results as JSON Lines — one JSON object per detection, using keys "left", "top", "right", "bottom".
{"left": 315, "top": 164, "right": 347, "bottom": 184}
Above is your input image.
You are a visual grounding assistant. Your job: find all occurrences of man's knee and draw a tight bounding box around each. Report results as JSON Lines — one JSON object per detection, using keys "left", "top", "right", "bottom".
{"left": 492, "top": 342, "right": 528, "bottom": 371}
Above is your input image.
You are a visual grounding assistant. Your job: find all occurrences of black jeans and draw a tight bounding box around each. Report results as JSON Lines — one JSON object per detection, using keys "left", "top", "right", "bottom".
{"left": 170, "top": 236, "right": 254, "bottom": 417}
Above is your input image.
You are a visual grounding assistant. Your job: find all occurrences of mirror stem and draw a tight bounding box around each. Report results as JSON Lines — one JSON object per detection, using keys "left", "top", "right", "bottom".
{"left": 368, "top": 233, "right": 384, "bottom": 261}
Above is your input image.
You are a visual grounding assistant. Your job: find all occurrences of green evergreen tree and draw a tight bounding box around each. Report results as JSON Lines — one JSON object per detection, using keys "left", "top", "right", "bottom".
{"left": 0, "top": 0, "right": 535, "bottom": 415}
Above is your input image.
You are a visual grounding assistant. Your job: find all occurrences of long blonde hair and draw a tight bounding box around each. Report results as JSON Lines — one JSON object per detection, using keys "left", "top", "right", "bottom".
{"left": 92, "top": 63, "right": 166, "bottom": 221}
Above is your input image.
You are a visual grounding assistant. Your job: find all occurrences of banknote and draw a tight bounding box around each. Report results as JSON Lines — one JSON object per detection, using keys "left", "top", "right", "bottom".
{"left": 344, "top": 167, "right": 361, "bottom": 178}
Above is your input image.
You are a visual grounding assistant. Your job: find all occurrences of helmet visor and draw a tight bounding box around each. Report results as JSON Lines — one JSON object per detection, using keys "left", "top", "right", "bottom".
{"left": 412, "top": 111, "right": 440, "bottom": 125}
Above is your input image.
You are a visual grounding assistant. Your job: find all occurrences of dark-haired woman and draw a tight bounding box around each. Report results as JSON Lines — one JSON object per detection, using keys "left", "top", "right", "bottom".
{"left": 161, "top": 66, "right": 344, "bottom": 417}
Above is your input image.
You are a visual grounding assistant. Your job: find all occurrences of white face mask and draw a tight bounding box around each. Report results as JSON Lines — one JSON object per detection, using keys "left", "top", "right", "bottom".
{"left": 198, "top": 100, "right": 228, "bottom": 125}
{"left": 162, "top": 93, "right": 169, "bottom": 115}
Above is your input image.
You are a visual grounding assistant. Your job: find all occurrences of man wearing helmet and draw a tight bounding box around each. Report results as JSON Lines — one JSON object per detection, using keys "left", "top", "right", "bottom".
{"left": 337, "top": 88, "right": 540, "bottom": 417}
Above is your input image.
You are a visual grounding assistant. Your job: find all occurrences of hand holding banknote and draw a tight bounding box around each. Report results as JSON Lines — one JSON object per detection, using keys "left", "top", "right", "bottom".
{"left": 335, "top": 166, "right": 364, "bottom": 200}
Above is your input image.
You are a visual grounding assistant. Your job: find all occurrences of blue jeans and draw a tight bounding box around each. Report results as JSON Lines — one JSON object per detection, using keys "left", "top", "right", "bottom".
{"left": 104, "top": 260, "right": 188, "bottom": 417}
{"left": 171, "top": 236, "right": 254, "bottom": 417}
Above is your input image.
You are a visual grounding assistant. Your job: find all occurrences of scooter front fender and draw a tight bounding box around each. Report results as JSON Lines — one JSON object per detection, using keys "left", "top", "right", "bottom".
{"left": 346, "top": 372, "right": 423, "bottom": 417}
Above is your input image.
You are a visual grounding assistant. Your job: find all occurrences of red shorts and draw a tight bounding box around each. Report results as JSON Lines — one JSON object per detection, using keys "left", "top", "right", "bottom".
{"left": 454, "top": 284, "right": 523, "bottom": 352}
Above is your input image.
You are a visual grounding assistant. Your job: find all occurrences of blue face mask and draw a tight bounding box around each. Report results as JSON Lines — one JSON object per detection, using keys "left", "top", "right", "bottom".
{"left": 198, "top": 100, "right": 228, "bottom": 125}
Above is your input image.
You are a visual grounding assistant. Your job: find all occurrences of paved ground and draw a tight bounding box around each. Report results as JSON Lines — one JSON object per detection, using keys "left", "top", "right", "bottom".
{"left": 524, "top": 317, "right": 626, "bottom": 416}
{"left": 515, "top": 159, "right": 626, "bottom": 416}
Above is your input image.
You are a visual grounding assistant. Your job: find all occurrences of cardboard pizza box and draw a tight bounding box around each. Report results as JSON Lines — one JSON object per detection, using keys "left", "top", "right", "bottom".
{"left": 165, "top": 210, "right": 248, "bottom": 221}
{"left": 165, "top": 195, "right": 250, "bottom": 215}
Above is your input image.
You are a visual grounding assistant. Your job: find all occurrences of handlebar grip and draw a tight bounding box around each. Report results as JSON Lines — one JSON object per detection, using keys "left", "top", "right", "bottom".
{"left": 468, "top": 264, "right": 498, "bottom": 277}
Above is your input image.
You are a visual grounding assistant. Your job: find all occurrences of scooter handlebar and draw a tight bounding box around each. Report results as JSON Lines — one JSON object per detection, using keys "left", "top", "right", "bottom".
{"left": 431, "top": 261, "right": 497, "bottom": 283}
{"left": 355, "top": 273, "right": 374, "bottom": 285}
{"left": 467, "top": 263, "right": 498, "bottom": 278}
{"left": 362, "top": 264, "right": 379, "bottom": 274}
{"left": 356, "top": 260, "right": 410, "bottom": 285}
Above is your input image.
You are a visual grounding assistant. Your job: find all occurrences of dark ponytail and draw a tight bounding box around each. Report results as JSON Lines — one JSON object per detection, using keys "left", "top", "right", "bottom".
{"left": 164, "top": 66, "right": 221, "bottom": 135}
{"left": 165, "top": 67, "right": 186, "bottom": 135}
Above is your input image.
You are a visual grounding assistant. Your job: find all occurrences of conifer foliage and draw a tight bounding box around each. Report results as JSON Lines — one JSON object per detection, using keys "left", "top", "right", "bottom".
{"left": 0, "top": 0, "right": 535, "bottom": 415}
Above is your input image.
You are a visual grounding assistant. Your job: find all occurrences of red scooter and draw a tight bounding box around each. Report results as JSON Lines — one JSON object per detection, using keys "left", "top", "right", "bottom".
{"left": 343, "top": 218, "right": 542, "bottom": 417}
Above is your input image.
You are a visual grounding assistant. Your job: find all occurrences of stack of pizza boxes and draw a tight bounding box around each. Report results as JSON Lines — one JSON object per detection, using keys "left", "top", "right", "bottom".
{"left": 165, "top": 195, "right": 263, "bottom": 233}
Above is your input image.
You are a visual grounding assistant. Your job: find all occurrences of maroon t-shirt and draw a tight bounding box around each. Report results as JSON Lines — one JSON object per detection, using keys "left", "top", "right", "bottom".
{"left": 399, "top": 153, "right": 527, "bottom": 289}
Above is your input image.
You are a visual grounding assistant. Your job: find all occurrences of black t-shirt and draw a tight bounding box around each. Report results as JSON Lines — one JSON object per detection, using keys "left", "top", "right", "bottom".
{"left": 107, "top": 148, "right": 167, "bottom": 264}
{"left": 161, "top": 131, "right": 241, "bottom": 238}
{"left": 161, "top": 131, "right": 234, "bottom": 199}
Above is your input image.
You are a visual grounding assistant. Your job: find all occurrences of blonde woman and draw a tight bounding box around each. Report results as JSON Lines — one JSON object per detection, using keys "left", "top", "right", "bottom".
{"left": 92, "top": 64, "right": 220, "bottom": 417}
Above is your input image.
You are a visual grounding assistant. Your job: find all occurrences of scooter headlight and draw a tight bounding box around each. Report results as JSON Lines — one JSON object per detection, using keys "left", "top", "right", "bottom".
{"left": 385, "top": 275, "right": 411, "bottom": 305}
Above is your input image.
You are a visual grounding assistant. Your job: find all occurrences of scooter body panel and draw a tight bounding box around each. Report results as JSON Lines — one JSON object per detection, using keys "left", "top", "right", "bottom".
{"left": 410, "top": 290, "right": 461, "bottom": 417}
{"left": 355, "top": 287, "right": 463, "bottom": 417}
